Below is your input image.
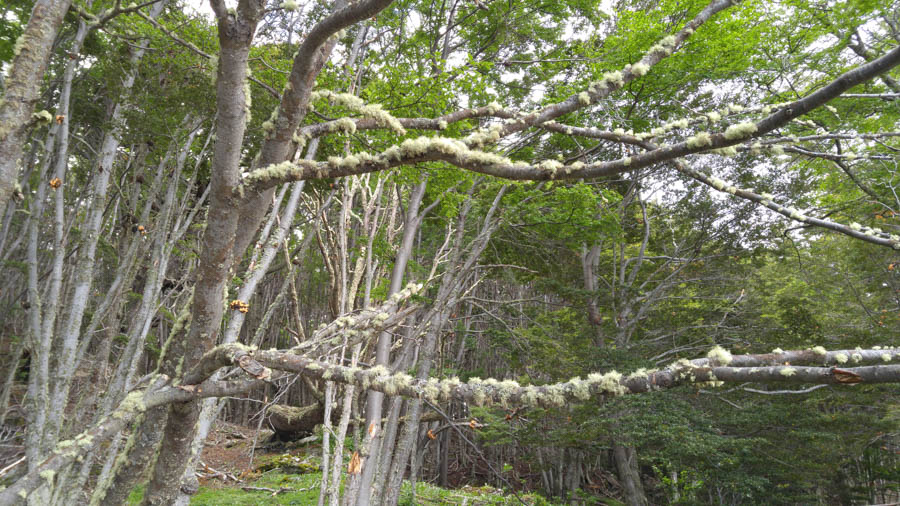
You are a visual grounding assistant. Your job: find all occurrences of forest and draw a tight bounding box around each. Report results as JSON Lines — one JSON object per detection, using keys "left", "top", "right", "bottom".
{"left": 0, "top": 0, "right": 898, "bottom": 504}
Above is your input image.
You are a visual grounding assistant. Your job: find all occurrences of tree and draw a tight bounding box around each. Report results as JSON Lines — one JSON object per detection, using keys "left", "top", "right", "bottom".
{"left": 0, "top": 0, "right": 898, "bottom": 504}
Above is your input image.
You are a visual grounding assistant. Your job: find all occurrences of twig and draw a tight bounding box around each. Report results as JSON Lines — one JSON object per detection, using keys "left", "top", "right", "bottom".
{"left": 0, "top": 456, "right": 25, "bottom": 478}
{"left": 240, "top": 485, "right": 316, "bottom": 496}
{"left": 742, "top": 384, "right": 830, "bottom": 395}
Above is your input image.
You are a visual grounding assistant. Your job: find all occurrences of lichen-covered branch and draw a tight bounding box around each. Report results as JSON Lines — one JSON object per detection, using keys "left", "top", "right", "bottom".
{"left": 187, "top": 345, "right": 900, "bottom": 413}
{"left": 183, "top": 282, "right": 422, "bottom": 385}
{"left": 0, "top": 374, "right": 262, "bottom": 504}
{"left": 7, "top": 345, "right": 896, "bottom": 501}
{"left": 239, "top": 45, "right": 900, "bottom": 209}
{"left": 671, "top": 160, "right": 900, "bottom": 248}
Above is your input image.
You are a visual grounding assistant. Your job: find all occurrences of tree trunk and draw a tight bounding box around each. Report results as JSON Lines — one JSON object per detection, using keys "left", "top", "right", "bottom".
{"left": 612, "top": 444, "right": 648, "bottom": 506}
{"left": 139, "top": 5, "right": 262, "bottom": 502}
{"left": 0, "top": 0, "right": 72, "bottom": 214}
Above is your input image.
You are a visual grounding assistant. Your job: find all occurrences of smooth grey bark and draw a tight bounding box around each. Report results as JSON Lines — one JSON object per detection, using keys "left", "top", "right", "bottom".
{"left": 613, "top": 444, "right": 648, "bottom": 506}
{"left": 232, "top": 0, "right": 393, "bottom": 258}
{"left": 349, "top": 180, "right": 428, "bottom": 506}
{"left": 0, "top": 0, "right": 73, "bottom": 214}
{"left": 582, "top": 243, "right": 604, "bottom": 347}
{"left": 139, "top": 1, "right": 265, "bottom": 502}
{"left": 21, "top": 13, "right": 90, "bottom": 469}
{"left": 0, "top": 337, "right": 25, "bottom": 425}
{"left": 172, "top": 170, "right": 308, "bottom": 505}
{"left": 383, "top": 185, "right": 507, "bottom": 506}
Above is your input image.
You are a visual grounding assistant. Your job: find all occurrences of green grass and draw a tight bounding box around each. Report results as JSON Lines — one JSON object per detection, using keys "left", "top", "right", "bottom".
{"left": 128, "top": 472, "right": 557, "bottom": 505}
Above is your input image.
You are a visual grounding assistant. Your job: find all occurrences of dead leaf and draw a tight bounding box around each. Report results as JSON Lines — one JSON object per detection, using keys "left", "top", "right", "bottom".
{"left": 348, "top": 451, "right": 361, "bottom": 474}
{"left": 832, "top": 368, "right": 863, "bottom": 384}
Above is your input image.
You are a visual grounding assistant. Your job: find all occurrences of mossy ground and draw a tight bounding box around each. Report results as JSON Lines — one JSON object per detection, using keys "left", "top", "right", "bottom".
{"left": 126, "top": 422, "right": 557, "bottom": 505}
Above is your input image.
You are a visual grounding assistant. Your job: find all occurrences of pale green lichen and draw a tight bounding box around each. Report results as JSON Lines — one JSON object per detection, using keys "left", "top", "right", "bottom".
{"left": 630, "top": 62, "right": 650, "bottom": 76}
{"left": 472, "top": 386, "right": 487, "bottom": 406}
{"left": 423, "top": 378, "right": 441, "bottom": 401}
{"left": 544, "top": 384, "right": 567, "bottom": 407}
{"left": 707, "top": 345, "right": 733, "bottom": 365}
{"left": 12, "top": 35, "right": 25, "bottom": 58}
{"left": 342, "top": 367, "right": 359, "bottom": 383}
{"left": 18, "top": 490, "right": 27, "bottom": 499}
{"left": 516, "top": 386, "right": 535, "bottom": 406}
{"left": 280, "top": 0, "right": 298, "bottom": 10}
{"left": 587, "top": 371, "right": 627, "bottom": 396}
{"left": 851, "top": 352, "right": 862, "bottom": 363}
{"left": 112, "top": 391, "right": 146, "bottom": 419}
{"left": 834, "top": 353, "right": 848, "bottom": 364}
{"left": 724, "top": 122, "right": 757, "bottom": 140}
{"left": 381, "top": 377, "right": 398, "bottom": 396}
{"left": 243, "top": 79, "right": 252, "bottom": 121}
{"left": 779, "top": 367, "right": 796, "bottom": 377}
{"left": 882, "top": 354, "right": 892, "bottom": 362}
{"left": 623, "top": 156, "right": 632, "bottom": 166}
{"left": 686, "top": 132, "right": 712, "bottom": 148}
{"left": 441, "top": 376, "right": 461, "bottom": 399}
{"left": 578, "top": 92, "right": 591, "bottom": 105}
{"left": 333, "top": 117, "right": 357, "bottom": 135}
{"left": 40, "top": 469, "right": 56, "bottom": 483}
{"left": 311, "top": 90, "right": 406, "bottom": 134}
{"left": 32, "top": 110, "right": 53, "bottom": 124}
{"left": 811, "top": 346, "right": 827, "bottom": 356}
{"left": 602, "top": 70, "right": 624, "bottom": 87}
{"left": 539, "top": 159, "right": 563, "bottom": 178}
{"left": 208, "top": 55, "right": 218, "bottom": 83}
{"left": 568, "top": 377, "right": 591, "bottom": 401}
{"left": 369, "top": 365, "right": 390, "bottom": 377}
{"left": 708, "top": 176, "right": 726, "bottom": 191}
{"left": 710, "top": 146, "right": 738, "bottom": 156}
{"left": 627, "top": 368, "right": 650, "bottom": 380}
{"left": 772, "top": 348, "right": 783, "bottom": 354}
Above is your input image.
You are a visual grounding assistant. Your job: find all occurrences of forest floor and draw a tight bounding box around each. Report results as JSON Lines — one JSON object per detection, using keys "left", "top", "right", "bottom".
{"left": 127, "top": 421, "right": 558, "bottom": 505}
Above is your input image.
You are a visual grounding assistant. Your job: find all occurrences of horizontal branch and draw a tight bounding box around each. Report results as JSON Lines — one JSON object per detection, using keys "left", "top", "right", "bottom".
{"left": 239, "top": 46, "right": 900, "bottom": 210}
{"left": 191, "top": 345, "right": 900, "bottom": 412}
{"left": 8, "top": 345, "right": 896, "bottom": 500}
{"left": 297, "top": 105, "right": 509, "bottom": 141}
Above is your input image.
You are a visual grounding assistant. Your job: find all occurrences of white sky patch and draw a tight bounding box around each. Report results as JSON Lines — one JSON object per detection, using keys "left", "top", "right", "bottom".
{"left": 188, "top": 0, "right": 216, "bottom": 19}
